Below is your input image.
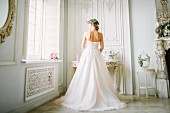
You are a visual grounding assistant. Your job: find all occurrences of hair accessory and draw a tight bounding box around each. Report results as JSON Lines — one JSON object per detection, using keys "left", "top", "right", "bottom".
{"left": 86, "top": 19, "right": 99, "bottom": 25}
{"left": 86, "top": 20, "right": 90, "bottom": 24}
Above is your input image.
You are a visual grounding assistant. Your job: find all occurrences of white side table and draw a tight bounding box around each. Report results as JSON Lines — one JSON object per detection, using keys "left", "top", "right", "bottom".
{"left": 136, "top": 68, "right": 157, "bottom": 98}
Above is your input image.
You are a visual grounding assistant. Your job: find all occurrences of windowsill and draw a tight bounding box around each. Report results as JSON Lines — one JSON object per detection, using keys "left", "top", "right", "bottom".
{"left": 21, "top": 59, "right": 62, "bottom": 64}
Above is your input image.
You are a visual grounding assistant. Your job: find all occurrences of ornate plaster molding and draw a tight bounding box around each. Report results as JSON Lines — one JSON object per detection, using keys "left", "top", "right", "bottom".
{"left": 105, "top": 0, "right": 116, "bottom": 12}
{"left": 155, "top": 39, "right": 170, "bottom": 79}
{"left": 81, "top": 0, "right": 92, "bottom": 13}
{"left": 25, "top": 66, "right": 55, "bottom": 101}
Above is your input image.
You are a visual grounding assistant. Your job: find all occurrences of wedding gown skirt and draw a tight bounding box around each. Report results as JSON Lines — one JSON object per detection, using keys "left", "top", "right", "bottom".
{"left": 54, "top": 41, "right": 127, "bottom": 111}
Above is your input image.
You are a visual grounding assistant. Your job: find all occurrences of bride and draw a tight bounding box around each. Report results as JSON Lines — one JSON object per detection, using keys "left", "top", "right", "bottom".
{"left": 54, "top": 19, "right": 127, "bottom": 111}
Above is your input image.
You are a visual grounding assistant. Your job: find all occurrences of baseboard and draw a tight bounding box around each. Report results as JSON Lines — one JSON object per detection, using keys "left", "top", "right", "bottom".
{"left": 8, "top": 86, "right": 65, "bottom": 113}
{"left": 134, "top": 89, "right": 156, "bottom": 96}
{"left": 58, "top": 85, "right": 66, "bottom": 94}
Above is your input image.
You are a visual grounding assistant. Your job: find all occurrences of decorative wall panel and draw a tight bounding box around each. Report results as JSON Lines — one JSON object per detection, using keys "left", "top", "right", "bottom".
{"left": 25, "top": 66, "right": 55, "bottom": 101}
{"left": 102, "top": 0, "right": 122, "bottom": 45}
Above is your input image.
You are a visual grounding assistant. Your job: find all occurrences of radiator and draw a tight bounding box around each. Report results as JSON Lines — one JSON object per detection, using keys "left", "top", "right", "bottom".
{"left": 25, "top": 66, "right": 55, "bottom": 101}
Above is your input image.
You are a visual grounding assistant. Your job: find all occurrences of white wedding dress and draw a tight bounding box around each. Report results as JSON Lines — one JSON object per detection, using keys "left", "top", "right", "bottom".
{"left": 54, "top": 41, "right": 127, "bottom": 111}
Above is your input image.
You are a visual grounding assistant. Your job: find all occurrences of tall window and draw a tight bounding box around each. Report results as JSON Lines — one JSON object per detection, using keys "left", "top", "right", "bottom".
{"left": 24, "top": 0, "right": 60, "bottom": 60}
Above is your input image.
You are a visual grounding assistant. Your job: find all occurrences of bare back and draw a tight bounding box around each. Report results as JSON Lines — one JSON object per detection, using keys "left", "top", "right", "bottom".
{"left": 82, "top": 31, "right": 104, "bottom": 52}
{"left": 86, "top": 31, "right": 102, "bottom": 42}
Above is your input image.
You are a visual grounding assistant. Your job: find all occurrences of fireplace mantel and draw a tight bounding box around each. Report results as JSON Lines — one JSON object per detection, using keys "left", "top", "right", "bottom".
{"left": 155, "top": 38, "right": 170, "bottom": 98}
{"left": 155, "top": 38, "right": 170, "bottom": 79}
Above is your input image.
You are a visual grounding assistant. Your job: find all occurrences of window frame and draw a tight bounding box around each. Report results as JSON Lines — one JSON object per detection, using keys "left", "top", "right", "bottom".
{"left": 22, "top": 0, "right": 62, "bottom": 63}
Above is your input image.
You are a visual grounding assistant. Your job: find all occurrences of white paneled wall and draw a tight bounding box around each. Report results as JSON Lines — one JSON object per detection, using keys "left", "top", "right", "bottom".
{"left": 67, "top": 0, "right": 132, "bottom": 94}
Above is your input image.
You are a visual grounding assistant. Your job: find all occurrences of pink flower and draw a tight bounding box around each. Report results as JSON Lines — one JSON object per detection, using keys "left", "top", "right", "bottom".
{"left": 86, "top": 20, "right": 90, "bottom": 24}
{"left": 50, "top": 52, "right": 58, "bottom": 60}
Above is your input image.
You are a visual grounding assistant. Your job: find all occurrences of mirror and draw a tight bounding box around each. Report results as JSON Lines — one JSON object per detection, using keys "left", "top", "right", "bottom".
{"left": 0, "top": 0, "right": 9, "bottom": 28}
{"left": 155, "top": 0, "right": 170, "bottom": 23}
{"left": 0, "top": 0, "right": 15, "bottom": 44}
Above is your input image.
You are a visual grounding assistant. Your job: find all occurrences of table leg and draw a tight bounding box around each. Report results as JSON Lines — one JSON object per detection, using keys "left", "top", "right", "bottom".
{"left": 154, "top": 72, "right": 157, "bottom": 97}
{"left": 145, "top": 70, "right": 148, "bottom": 98}
{"left": 136, "top": 71, "right": 140, "bottom": 97}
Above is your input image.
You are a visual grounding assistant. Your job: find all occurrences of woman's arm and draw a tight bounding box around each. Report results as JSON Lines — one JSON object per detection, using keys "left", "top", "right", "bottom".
{"left": 99, "top": 33, "right": 104, "bottom": 52}
{"left": 82, "top": 32, "right": 87, "bottom": 49}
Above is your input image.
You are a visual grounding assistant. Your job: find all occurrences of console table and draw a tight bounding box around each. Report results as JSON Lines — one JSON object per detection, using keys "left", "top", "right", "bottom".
{"left": 72, "top": 60, "right": 118, "bottom": 68}
{"left": 136, "top": 68, "right": 157, "bottom": 98}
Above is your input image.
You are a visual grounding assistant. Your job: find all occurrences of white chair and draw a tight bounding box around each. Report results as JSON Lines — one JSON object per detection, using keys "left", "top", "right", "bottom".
{"left": 136, "top": 68, "right": 157, "bottom": 98}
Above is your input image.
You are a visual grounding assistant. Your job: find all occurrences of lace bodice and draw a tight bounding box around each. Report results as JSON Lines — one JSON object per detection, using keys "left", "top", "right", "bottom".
{"left": 86, "top": 41, "right": 99, "bottom": 49}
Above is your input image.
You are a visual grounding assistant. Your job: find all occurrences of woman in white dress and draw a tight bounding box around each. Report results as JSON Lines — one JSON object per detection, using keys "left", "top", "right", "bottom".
{"left": 54, "top": 19, "right": 127, "bottom": 111}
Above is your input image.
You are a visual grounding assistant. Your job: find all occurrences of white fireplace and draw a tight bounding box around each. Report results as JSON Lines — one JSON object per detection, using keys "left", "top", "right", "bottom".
{"left": 155, "top": 39, "right": 170, "bottom": 98}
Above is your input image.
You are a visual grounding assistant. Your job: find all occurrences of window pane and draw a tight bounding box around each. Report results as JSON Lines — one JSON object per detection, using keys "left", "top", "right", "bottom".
{"left": 43, "top": 18, "right": 59, "bottom": 59}
{"left": 42, "top": 0, "right": 60, "bottom": 59}
{"left": 27, "top": 0, "right": 43, "bottom": 59}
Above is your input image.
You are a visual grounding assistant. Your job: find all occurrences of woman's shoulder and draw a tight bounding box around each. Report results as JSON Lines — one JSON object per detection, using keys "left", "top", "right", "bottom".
{"left": 98, "top": 32, "right": 103, "bottom": 36}
{"left": 83, "top": 31, "right": 88, "bottom": 36}
{"left": 89, "top": 31, "right": 102, "bottom": 34}
{"left": 84, "top": 31, "right": 91, "bottom": 34}
{"left": 83, "top": 32, "right": 90, "bottom": 38}
{"left": 84, "top": 31, "right": 103, "bottom": 35}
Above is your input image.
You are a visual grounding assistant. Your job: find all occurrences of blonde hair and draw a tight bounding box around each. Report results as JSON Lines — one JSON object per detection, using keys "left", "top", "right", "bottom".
{"left": 88, "top": 19, "right": 99, "bottom": 31}
{"left": 93, "top": 24, "right": 99, "bottom": 31}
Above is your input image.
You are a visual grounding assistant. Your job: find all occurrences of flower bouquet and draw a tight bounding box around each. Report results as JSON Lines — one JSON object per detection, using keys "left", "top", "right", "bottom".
{"left": 102, "top": 49, "right": 119, "bottom": 61}
{"left": 138, "top": 51, "right": 150, "bottom": 68}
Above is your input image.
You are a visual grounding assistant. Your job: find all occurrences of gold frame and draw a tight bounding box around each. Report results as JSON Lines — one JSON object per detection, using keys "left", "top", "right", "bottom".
{"left": 0, "top": 0, "right": 15, "bottom": 44}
